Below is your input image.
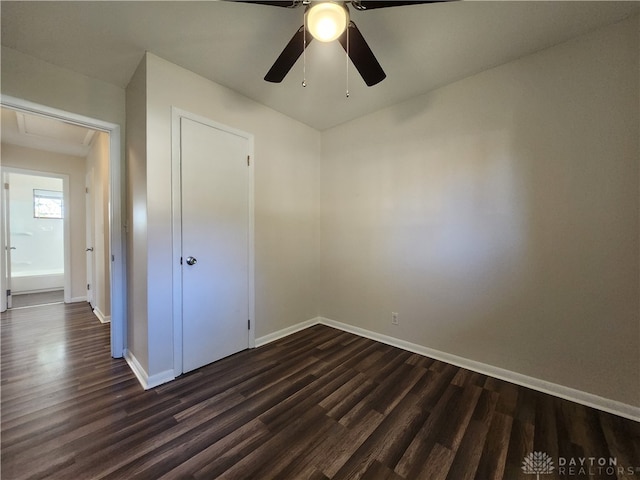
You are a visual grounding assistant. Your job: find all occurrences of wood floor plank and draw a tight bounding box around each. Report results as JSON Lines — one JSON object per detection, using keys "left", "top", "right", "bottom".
{"left": 445, "top": 420, "right": 492, "bottom": 480}
{"left": 472, "top": 411, "right": 513, "bottom": 480}
{"left": 436, "top": 383, "right": 482, "bottom": 451}
{"left": 413, "top": 443, "right": 455, "bottom": 480}
{"left": 444, "top": 387, "right": 500, "bottom": 480}
{"left": 2, "top": 303, "right": 639, "bottom": 479}
{"left": 394, "top": 384, "right": 460, "bottom": 478}
{"left": 360, "top": 460, "right": 405, "bottom": 480}
{"left": 598, "top": 413, "right": 640, "bottom": 480}
{"left": 530, "top": 394, "right": 562, "bottom": 480}
{"left": 316, "top": 409, "right": 385, "bottom": 478}
{"left": 331, "top": 393, "right": 426, "bottom": 480}
{"left": 10, "top": 290, "right": 64, "bottom": 308}
{"left": 156, "top": 417, "right": 268, "bottom": 480}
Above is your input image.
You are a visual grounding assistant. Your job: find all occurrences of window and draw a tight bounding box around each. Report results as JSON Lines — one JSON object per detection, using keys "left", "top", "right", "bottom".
{"left": 34, "top": 189, "right": 63, "bottom": 219}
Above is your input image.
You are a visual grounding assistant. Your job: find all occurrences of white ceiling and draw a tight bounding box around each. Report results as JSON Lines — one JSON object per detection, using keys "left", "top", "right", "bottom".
{"left": 1, "top": 108, "right": 97, "bottom": 157}
{"left": 1, "top": 1, "right": 638, "bottom": 130}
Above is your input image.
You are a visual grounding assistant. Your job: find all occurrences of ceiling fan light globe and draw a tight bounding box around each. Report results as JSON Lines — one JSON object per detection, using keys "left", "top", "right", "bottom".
{"left": 306, "top": 2, "right": 349, "bottom": 42}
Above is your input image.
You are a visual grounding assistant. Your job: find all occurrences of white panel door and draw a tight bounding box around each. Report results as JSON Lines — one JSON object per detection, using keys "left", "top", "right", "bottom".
{"left": 85, "top": 171, "right": 94, "bottom": 308}
{"left": 181, "top": 117, "right": 250, "bottom": 373}
{"left": 1, "top": 173, "right": 11, "bottom": 311}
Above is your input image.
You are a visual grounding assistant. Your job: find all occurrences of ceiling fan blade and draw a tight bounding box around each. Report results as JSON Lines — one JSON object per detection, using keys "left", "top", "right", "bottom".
{"left": 264, "top": 26, "right": 313, "bottom": 83}
{"left": 227, "top": 0, "right": 301, "bottom": 7}
{"left": 351, "top": 0, "right": 445, "bottom": 10}
{"left": 337, "top": 22, "right": 386, "bottom": 87}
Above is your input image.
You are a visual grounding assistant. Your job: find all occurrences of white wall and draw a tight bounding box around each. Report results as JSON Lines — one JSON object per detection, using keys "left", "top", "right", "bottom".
{"left": 86, "top": 131, "right": 111, "bottom": 318}
{"left": 320, "top": 16, "right": 639, "bottom": 407}
{"left": 125, "top": 53, "right": 321, "bottom": 378}
{"left": 1, "top": 47, "right": 126, "bottom": 132}
{"left": 1, "top": 144, "right": 88, "bottom": 301}
{"left": 125, "top": 58, "right": 149, "bottom": 373}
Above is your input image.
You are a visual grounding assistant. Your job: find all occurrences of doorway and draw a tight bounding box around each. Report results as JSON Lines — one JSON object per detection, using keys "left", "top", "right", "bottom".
{"left": 1, "top": 110, "right": 108, "bottom": 314}
{"left": 172, "top": 109, "right": 255, "bottom": 375}
{"left": 0, "top": 96, "right": 124, "bottom": 358}
{"left": 2, "top": 169, "right": 68, "bottom": 308}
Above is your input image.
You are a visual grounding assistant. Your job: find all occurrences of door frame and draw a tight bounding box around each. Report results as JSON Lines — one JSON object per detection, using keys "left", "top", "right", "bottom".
{"left": 171, "top": 107, "right": 255, "bottom": 376}
{"left": 1, "top": 171, "right": 9, "bottom": 311}
{"left": 2, "top": 168, "right": 71, "bottom": 303}
{"left": 1, "top": 95, "right": 125, "bottom": 358}
{"left": 85, "top": 169, "right": 95, "bottom": 308}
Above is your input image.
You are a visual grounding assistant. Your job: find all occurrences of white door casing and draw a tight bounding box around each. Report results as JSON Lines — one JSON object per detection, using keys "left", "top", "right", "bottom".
{"left": 172, "top": 110, "right": 255, "bottom": 375}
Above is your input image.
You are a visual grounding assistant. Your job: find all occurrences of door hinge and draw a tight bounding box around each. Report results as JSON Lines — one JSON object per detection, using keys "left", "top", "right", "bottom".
{"left": 87, "top": 283, "right": 90, "bottom": 291}
{"left": 111, "top": 254, "right": 115, "bottom": 262}
{"left": 248, "top": 319, "right": 251, "bottom": 330}
{"left": 6, "top": 289, "right": 11, "bottom": 297}
{"left": 247, "top": 155, "right": 250, "bottom": 167}
{"left": 86, "top": 187, "right": 89, "bottom": 194}
{"left": 4, "top": 183, "right": 9, "bottom": 190}
{"left": 180, "top": 257, "right": 183, "bottom": 265}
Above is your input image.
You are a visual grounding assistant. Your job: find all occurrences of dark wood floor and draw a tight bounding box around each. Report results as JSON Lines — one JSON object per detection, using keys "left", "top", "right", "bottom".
{"left": 10, "top": 290, "right": 64, "bottom": 308}
{"left": 1, "top": 303, "right": 638, "bottom": 479}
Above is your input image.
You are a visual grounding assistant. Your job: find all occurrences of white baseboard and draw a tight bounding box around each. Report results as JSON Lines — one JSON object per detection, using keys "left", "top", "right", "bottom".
{"left": 93, "top": 307, "right": 111, "bottom": 324}
{"left": 124, "top": 349, "right": 175, "bottom": 390}
{"left": 255, "top": 317, "right": 321, "bottom": 347}
{"left": 256, "top": 316, "right": 640, "bottom": 422}
{"left": 70, "top": 296, "right": 87, "bottom": 303}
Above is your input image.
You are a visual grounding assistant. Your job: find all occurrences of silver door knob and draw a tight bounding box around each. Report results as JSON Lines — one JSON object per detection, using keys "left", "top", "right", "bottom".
{"left": 186, "top": 256, "right": 197, "bottom": 266}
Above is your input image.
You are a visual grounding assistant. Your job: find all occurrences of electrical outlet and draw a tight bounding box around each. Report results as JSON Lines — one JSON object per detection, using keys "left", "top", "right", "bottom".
{"left": 391, "top": 312, "right": 399, "bottom": 325}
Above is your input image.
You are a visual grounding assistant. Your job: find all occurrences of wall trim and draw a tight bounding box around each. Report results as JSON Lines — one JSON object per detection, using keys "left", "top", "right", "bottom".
{"left": 124, "top": 349, "right": 175, "bottom": 390}
{"left": 255, "top": 317, "right": 321, "bottom": 347}
{"left": 256, "top": 316, "right": 640, "bottom": 422}
{"left": 70, "top": 296, "right": 87, "bottom": 303}
{"left": 93, "top": 307, "right": 111, "bottom": 324}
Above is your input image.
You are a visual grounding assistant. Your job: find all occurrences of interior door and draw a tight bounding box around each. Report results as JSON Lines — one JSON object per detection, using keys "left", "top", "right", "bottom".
{"left": 1, "top": 173, "right": 12, "bottom": 310}
{"left": 180, "top": 117, "right": 250, "bottom": 373}
{"left": 85, "top": 171, "right": 94, "bottom": 308}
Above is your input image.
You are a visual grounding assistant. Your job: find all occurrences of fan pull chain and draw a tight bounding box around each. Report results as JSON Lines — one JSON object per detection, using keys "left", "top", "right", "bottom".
{"left": 302, "top": 18, "right": 307, "bottom": 87}
{"left": 345, "top": 23, "right": 350, "bottom": 98}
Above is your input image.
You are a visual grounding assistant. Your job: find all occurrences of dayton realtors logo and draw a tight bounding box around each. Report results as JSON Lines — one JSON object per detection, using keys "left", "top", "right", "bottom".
{"left": 522, "top": 451, "right": 555, "bottom": 479}
{"left": 522, "top": 451, "right": 640, "bottom": 477}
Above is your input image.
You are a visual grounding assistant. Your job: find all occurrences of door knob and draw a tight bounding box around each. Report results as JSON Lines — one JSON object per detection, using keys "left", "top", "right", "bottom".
{"left": 86, "top": 247, "right": 94, "bottom": 252}
{"left": 186, "top": 256, "right": 197, "bottom": 266}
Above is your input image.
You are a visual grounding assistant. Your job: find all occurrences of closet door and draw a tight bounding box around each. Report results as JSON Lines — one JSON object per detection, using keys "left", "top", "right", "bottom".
{"left": 180, "top": 117, "right": 250, "bottom": 373}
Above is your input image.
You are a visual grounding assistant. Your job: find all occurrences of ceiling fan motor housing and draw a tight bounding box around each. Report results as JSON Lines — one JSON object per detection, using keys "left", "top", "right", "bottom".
{"left": 305, "top": 1, "right": 350, "bottom": 43}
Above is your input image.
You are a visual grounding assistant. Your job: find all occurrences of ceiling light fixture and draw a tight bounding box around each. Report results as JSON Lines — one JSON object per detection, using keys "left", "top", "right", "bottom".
{"left": 305, "top": 2, "right": 349, "bottom": 42}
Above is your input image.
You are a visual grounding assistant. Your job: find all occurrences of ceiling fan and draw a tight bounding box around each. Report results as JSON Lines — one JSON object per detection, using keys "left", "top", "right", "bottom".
{"left": 230, "top": 0, "right": 445, "bottom": 87}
